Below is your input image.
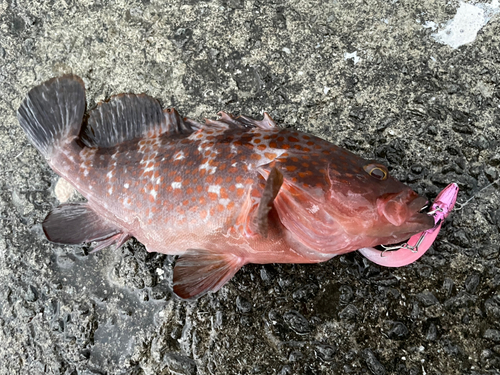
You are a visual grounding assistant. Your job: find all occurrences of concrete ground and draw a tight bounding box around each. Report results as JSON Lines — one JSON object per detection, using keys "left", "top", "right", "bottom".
{"left": 1, "top": 0, "right": 499, "bottom": 374}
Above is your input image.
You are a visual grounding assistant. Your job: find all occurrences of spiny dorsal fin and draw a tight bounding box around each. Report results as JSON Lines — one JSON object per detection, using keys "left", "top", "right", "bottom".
{"left": 81, "top": 93, "right": 197, "bottom": 148}
{"left": 173, "top": 249, "right": 244, "bottom": 299}
{"left": 204, "top": 111, "right": 277, "bottom": 130}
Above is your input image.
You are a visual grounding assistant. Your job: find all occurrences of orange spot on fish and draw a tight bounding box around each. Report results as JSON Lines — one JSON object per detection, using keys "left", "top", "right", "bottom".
{"left": 264, "top": 152, "right": 277, "bottom": 160}
{"left": 199, "top": 210, "right": 207, "bottom": 219}
{"left": 286, "top": 165, "right": 297, "bottom": 172}
{"left": 220, "top": 187, "right": 228, "bottom": 199}
{"left": 208, "top": 192, "right": 218, "bottom": 201}
{"left": 250, "top": 154, "right": 261, "bottom": 161}
{"left": 217, "top": 204, "right": 225, "bottom": 212}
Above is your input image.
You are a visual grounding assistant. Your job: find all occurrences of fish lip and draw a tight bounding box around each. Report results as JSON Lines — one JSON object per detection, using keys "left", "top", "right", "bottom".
{"left": 406, "top": 196, "right": 435, "bottom": 230}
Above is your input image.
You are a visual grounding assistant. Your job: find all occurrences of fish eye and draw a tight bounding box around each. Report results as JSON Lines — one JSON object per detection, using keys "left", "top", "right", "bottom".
{"left": 363, "top": 163, "right": 388, "bottom": 180}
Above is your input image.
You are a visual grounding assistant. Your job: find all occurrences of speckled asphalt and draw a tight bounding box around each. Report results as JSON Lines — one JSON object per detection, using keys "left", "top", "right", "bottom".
{"left": 0, "top": 1, "right": 499, "bottom": 374}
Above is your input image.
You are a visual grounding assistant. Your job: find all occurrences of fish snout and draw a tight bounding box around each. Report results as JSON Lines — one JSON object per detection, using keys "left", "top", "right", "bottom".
{"left": 378, "top": 191, "right": 432, "bottom": 229}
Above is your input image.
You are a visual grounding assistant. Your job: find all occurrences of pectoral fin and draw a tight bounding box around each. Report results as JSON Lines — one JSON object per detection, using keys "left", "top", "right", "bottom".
{"left": 255, "top": 167, "right": 283, "bottom": 237}
{"left": 42, "top": 203, "right": 126, "bottom": 250}
{"left": 173, "top": 249, "right": 244, "bottom": 299}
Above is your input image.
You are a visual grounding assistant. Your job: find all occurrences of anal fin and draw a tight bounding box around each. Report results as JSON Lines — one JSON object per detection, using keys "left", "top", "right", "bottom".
{"left": 173, "top": 249, "right": 244, "bottom": 299}
{"left": 43, "top": 203, "right": 126, "bottom": 250}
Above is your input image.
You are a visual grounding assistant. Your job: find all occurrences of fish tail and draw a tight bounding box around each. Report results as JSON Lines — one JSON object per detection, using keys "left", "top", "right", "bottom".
{"left": 17, "top": 75, "right": 86, "bottom": 159}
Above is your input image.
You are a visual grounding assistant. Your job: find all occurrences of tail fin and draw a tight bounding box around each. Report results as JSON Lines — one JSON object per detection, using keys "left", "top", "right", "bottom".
{"left": 17, "top": 75, "right": 86, "bottom": 158}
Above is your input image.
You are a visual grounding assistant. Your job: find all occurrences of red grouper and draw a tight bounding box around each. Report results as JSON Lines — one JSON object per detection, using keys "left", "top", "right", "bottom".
{"left": 17, "top": 75, "right": 434, "bottom": 299}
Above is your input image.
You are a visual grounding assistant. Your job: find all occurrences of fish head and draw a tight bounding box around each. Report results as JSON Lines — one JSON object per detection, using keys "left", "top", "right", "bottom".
{"left": 325, "top": 156, "right": 434, "bottom": 245}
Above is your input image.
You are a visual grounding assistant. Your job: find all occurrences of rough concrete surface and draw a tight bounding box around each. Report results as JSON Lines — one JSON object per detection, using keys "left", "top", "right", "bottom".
{"left": 0, "top": 0, "right": 499, "bottom": 374}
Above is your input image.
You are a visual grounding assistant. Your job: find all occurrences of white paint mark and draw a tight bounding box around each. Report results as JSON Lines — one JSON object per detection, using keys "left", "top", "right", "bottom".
{"left": 422, "top": 21, "right": 437, "bottom": 30}
{"left": 124, "top": 183, "right": 130, "bottom": 189}
{"left": 431, "top": 1, "right": 500, "bottom": 49}
{"left": 171, "top": 182, "right": 182, "bottom": 189}
{"left": 344, "top": 51, "right": 361, "bottom": 64}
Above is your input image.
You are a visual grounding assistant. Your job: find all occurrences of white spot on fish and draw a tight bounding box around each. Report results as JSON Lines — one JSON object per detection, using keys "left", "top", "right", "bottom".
{"left": 236, "top": 183, "right": 244, "bottom": 189}
{"left": 172, "top": 182, "right": 182, "bottom": 189}
{"left": 307, "top": 204, "right": 320, "bottom": 214}
{"left": 150, "top": 190, "right": 157, "bottom": 199}
{"left": 173, "top": 151, "right": 185, "bottom": 160}
{"left": 83, "top": 170, "right": 89, "bottom": 176}
{"left": 124, "top": 183, "right": 130, "bottom": 189}
{"left": 199, "top": 161, "right": 217, "bottom": 175}
{"left": 208, "top": 185, "right": 221, "bottom": 195}
{"left": 219, "top": 198, "right": 231, "bottom": 206}
{"left": 108, "top": 187, "right": 113, "bottom": 195}
{"left": 106, "top": 171, "right": 113, "bottom": 179}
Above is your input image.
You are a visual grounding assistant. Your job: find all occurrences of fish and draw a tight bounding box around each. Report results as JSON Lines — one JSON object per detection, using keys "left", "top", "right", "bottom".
{"left": 17, "top": 75, "right": 434, "bottom": 299}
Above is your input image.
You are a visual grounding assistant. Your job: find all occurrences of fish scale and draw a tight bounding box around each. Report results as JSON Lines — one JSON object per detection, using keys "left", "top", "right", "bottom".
{"left": 17, "top": 75, "right": 435, "bottom": 299}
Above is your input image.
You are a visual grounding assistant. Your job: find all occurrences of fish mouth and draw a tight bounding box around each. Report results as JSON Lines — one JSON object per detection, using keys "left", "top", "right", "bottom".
{"left": 405, "top": 195, "right": 435, "bottom": 232}
{"left": 379, "top": 192, "right": 434, "bottom": 233}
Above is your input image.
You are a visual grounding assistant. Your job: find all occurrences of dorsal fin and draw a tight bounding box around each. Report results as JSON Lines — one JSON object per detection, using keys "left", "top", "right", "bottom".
{"left": 80, "top": 93, "right": 198, "bottom": 148}
{"left": 204, "top": 111, "right": 277, "bottom": 130}
{"left": 17, "top": 75, "right": 86, "bottom": 158}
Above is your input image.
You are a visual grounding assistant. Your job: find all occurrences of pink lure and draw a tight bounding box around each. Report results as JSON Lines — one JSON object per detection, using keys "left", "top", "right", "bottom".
{"left": 358, "top": 183, "right": 459, "bottom": 267}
